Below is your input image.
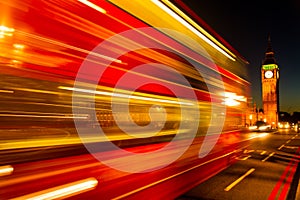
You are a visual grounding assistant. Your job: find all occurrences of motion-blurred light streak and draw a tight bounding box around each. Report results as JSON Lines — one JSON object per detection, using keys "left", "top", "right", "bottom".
{"left": 78, "top": 0, "right": 106, "bottom": 14}
{"left": 16, "top": 30, "right": 122, "bottom": 64}
{"left": 59, "top": 86, "right": 194, "bottom": 106}
{"left": 0, "top": 89, "right": 14, "bottom": 93}
{"left": 0, "top": 25, "right": 14, "bottom": 38}
{"left": 13, "top": 44, "right": 25, "bottom": 50}
{"left": 0, "top": 165, "right": 14, "bottom": 176}
{"left": 0, "top": 163, "right": 101, "bottom": 188}
{"left": 0, "top": 129, "right": 181, "bottom": 151}
{"left": 248, "top": 133, "right": 269, "bottom": 140}
{"left": 151, "top": 0, "right": 236, "bottom": 61}
{"left": 160, "top": 0, "right": 236, "bottom": 60}
{"left": 12, "top": 177, "right": 98, "bottom": 200}
{"left": 0, "top": 113, "right": 88, "bottom": 119}
{"left": 223, "top": 92, "right": 247, "bottom": 107}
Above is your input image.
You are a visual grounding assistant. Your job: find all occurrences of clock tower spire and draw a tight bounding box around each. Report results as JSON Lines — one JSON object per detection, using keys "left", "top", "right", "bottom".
{"left": 261, "top": 35, "right": 279, "bottom": 127}
{"left": 263, "top": 34, "right": 276, "bottom": 65}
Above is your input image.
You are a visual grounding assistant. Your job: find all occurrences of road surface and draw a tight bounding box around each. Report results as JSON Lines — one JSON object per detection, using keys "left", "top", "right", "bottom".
{"left": 179, "top": 129, "right": 300, "bottom": 200}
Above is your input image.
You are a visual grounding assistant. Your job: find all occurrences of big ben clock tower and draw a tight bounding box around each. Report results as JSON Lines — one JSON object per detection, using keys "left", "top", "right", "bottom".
{"left": 261, "top": 36, "right": 279, "bottom": 127}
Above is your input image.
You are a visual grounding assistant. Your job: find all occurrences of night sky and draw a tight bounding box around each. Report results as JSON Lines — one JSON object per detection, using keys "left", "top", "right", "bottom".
{"left": 181, "top": 0, "right": 300, "bottom": 113}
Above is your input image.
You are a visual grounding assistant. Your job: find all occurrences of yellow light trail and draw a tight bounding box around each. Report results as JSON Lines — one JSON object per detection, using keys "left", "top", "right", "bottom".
{"left": 0, "top": 89, "right": 14, "bottom": 93}
{"left": 0, "top": 113, "right": 88, "bottom": 119}
{"left": 0, "top": 129, "right": 187, "bottom": 151}
{"left": 59, "top": 86, "right": 194, "bottom": 106}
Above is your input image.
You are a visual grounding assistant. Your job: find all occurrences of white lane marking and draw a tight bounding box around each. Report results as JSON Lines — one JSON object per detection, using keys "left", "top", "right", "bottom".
{"left": 260, "top": 151, "right": 267, "bottom": 155}
{"left": 262, "top": 152, "right": 275, "bottom": 162}
{"left": 243, "top": 150, "right": 254, "bottom": 153}
{"left": 283, "top": 146, "right": 299, "bottom": 149}
{"left": 286, "top": 140, "right": 291, "bottom": 144}
{"left": 278, "top": 144, "right": 285, "bottom": 150}
{"left": 224, "top": 168, "right": 255, "bottom": 192}
{"left": 236, "top": 155, "right": 251, "bottom": 161}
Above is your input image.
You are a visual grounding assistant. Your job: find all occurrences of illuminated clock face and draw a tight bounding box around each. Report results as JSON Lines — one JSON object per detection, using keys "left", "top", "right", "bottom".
{"left": 264, "top": 70, "right": 273, "bottom": 79}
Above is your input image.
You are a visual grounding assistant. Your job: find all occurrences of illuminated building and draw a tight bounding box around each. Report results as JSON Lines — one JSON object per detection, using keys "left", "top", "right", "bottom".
{"left": 261, "top": 35, "right": 279, "bottom": 127}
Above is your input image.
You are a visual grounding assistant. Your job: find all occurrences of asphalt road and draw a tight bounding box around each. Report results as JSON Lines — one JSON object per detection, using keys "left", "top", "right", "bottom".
{"left": 178, "top": 129, "right": 300, "bottom": 200}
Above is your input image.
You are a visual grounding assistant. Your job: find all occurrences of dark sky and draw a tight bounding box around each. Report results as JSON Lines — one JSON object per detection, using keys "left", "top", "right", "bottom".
{"left": 181, "top": 0, "right": 300, "bottom": 113}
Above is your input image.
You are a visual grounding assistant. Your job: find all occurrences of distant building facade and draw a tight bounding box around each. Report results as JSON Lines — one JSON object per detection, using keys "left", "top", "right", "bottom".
{"left": 261, "top": 36, "right": 279, "bottom": 127}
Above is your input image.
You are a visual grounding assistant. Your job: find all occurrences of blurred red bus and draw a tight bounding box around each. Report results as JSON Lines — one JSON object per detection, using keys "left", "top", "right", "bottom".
{"left": 0, "top": 0, "right": 251, "bottom": 199}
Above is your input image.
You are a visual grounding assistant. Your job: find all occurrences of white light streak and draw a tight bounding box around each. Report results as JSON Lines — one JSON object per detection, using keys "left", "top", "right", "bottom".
{"left": 13, "top": 43, "right": 25, "bottom": 50}
{"left": 151, "top": 0, "right": 236, "bottom": 61}
{"left": 78, "top": 0, "right": 106, "bottom": 14}
{"left": 223, "top": 92, "right": 246, "bottom": 106}
{"left": 12, "top": 178, "right": 98, "bottom": 200}
{"left": 0, "top": 26, "right": 15, "bottom": 32}
{"left": 0, "top": 165, "right": 14, "bottom": 176}
{"left": 249, "top": 133, "right": 269, "bottom": 140}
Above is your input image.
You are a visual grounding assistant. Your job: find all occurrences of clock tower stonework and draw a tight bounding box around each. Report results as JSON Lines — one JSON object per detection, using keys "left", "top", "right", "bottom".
{"left": 261, "top": 36, "right": 279, "bottom": 127}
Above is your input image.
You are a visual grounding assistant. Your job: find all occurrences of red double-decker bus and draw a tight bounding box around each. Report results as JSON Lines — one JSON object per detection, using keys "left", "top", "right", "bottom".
{"left": 0, "top": 0, "right": 251, "bottom": 199}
